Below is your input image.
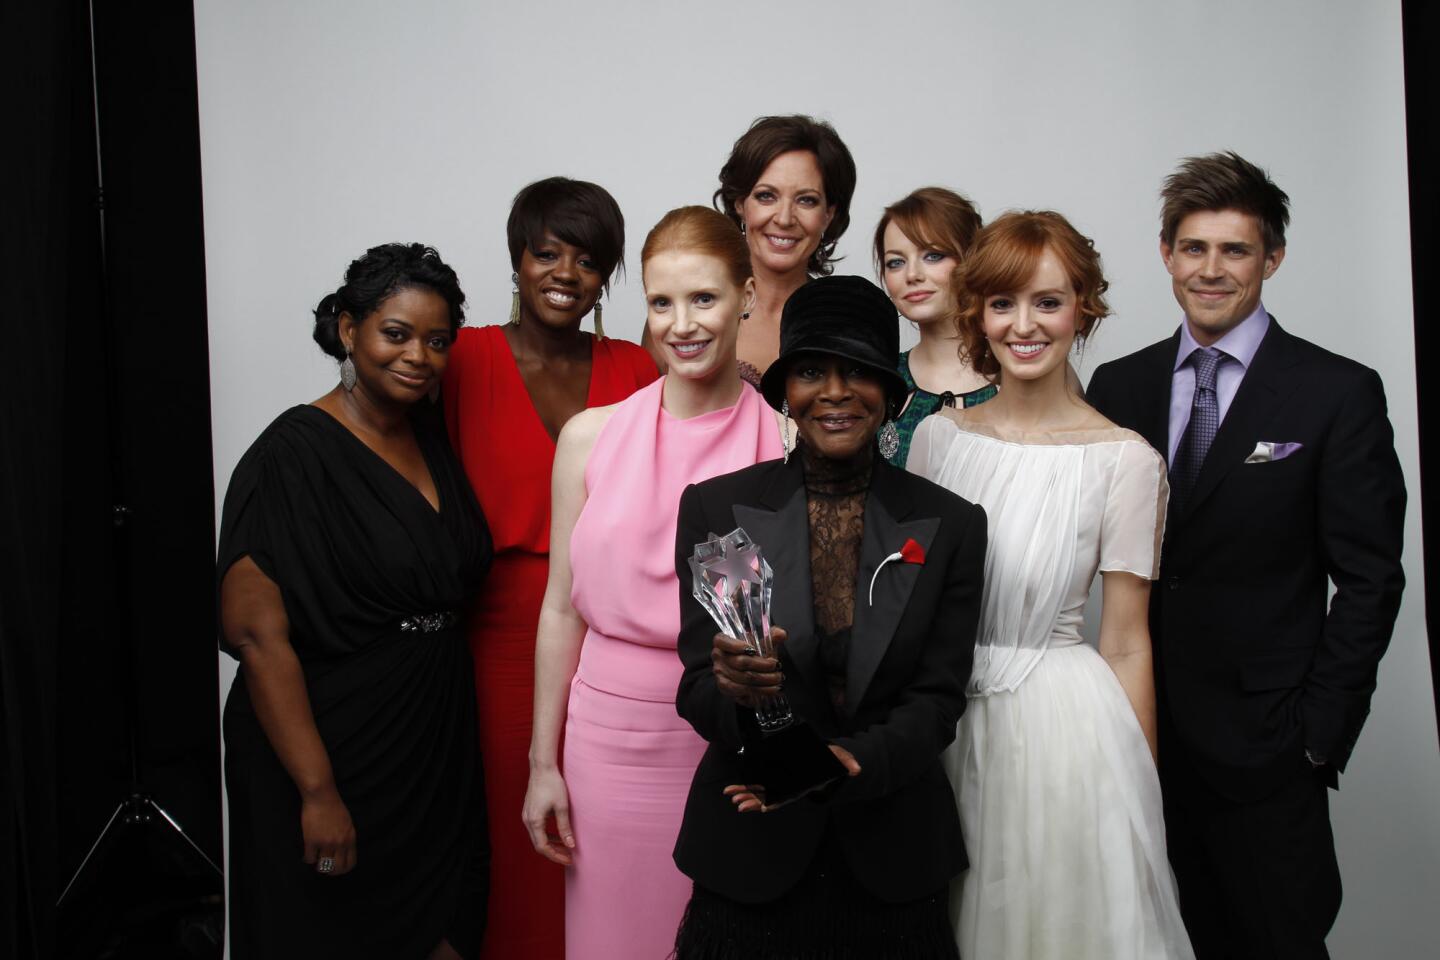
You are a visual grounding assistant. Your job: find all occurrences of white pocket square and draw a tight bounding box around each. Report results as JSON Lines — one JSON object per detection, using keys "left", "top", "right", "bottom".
{"left": 1245, "top": 441, "right": 1302, "bottom": 463}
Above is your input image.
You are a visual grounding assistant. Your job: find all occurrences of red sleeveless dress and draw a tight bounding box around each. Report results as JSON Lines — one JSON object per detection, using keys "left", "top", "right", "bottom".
{"left": 443, "top": 325, "right": 657, "bottom": 958}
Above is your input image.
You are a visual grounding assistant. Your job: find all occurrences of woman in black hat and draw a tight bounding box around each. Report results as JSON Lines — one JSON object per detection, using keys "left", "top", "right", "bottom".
{"left": 669, "top": 275, "right": 988, "bottom": 958}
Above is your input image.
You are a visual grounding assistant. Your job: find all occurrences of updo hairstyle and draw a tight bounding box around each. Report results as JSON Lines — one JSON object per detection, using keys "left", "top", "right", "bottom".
{"left": 713, "top": 115, "right": 857, "bottom": 277}
{"left": 872, "top": 186, "right": 983, "bottom": 273}
{"left": 312, "top": 242, "right": 467, "bottom": 360}
{"left": 641, "top": 206, "right": 753, "bottom": 288}
{"left": 506, "top": 176, "right": 626, "bottom": 290}
{"left": 954, "top": 211, "right": 1110, "bottom": 379}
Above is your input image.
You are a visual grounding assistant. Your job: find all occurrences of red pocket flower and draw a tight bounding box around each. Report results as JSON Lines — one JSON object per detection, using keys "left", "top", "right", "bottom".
{"left": 869, "top": 538, "right": 926, "bottom": 605}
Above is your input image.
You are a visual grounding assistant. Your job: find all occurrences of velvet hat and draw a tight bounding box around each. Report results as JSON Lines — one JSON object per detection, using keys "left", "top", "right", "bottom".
{"left": 759, "top": 275, "right": 907, "bottom": 415}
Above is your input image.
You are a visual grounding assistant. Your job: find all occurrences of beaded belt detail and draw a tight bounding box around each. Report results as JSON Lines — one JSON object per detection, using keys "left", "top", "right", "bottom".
{"left": 399, "top": 611, "right": 459, "bottom": 633}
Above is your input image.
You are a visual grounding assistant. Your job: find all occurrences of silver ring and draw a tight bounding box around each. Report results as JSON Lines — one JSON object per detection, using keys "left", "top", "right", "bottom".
{"left": 317, "top": 856, "right": 336, "bottom": 874}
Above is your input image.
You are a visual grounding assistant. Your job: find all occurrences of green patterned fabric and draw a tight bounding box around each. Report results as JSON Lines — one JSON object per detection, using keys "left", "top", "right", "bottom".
{"left": 887, "top": 350, "right": 998, "bottom": 467}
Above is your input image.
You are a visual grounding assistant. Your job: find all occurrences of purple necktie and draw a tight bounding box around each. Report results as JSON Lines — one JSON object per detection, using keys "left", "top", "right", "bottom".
{"left": 1172, "top": 347, "right": 1223, "bottom": 503}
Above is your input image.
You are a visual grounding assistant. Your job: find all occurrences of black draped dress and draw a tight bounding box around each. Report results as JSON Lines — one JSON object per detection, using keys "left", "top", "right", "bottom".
{"left": 218, "top": 404, "right": 492, "bottom": 959}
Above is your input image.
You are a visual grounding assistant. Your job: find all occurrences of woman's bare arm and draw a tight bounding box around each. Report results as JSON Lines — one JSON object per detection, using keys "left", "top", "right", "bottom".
{"left": 523, "top": 406, "right": 611, "bottom": 865}
{"left": 221, "top": 557, "right": 356, "bottom": 872}
{"left": 1097, "top": 570, "right": 1157, "bottom": 761}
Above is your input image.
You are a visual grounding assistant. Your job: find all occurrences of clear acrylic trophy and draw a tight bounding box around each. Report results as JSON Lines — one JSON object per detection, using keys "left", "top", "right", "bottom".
{"left": 690, "top": 528, "right": 847, "bottom": 806}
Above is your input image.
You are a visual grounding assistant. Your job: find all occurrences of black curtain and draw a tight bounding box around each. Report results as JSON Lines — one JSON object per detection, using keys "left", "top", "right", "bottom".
{"left": 3, "top": 1, "right": 222, "bottom": 956}
{"left": 1402, "top": 1, "right": 1440, "bottom": 737}
{"left": 2, "top": 1, "right": 95, "bottom": 954}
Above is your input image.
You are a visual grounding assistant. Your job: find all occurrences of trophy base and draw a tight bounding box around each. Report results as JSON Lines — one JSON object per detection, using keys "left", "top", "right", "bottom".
{"left": 741, "top": 721, "right": 848, "bottom": 808}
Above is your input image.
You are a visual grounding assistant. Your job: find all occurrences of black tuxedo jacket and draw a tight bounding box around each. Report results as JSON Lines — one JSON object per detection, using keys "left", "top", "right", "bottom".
{"left": 1088, "top": 319, "right": 1405, "bottom": 801}
{"left": 671, "top": 455, "right": 986, "bottom": 904}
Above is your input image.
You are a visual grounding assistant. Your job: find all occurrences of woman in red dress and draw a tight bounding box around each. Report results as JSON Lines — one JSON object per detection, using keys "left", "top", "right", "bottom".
{"left": 443, "top": 178, "right": 657, "bottom": 958}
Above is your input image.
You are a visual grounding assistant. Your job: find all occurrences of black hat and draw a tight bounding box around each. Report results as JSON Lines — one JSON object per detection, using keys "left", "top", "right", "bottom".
{"left": 759, "top": 275, "right": 907, "bottom": 415}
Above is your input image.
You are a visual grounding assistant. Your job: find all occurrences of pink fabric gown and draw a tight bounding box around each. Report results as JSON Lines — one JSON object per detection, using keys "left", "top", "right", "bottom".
{"left": 564, "top": 377, "right": 783, "bottom": 959}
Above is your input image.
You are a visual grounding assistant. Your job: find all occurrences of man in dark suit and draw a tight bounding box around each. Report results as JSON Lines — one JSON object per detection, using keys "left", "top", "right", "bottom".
{"left": 1087, "top": 151, "right": 1406, "bottom": 959}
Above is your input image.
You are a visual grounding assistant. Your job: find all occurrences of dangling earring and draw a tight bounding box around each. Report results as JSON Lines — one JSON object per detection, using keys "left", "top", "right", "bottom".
{"left": 878, "top": 419, "right": 900, "bottom": 461}
{"left": 739, "top": 222, "right": 747, "bottom": 237}
{"left": 781, "top": 399, "right": 793, "bottom": 464}
{"left": 340, "top": 346, "right": 357, "bottom": 392}
{"left": 593, "top": 298, "right": 605, "bottom": 340}
{"left": 508, "top": 272, "right": 520, "bottom": 325}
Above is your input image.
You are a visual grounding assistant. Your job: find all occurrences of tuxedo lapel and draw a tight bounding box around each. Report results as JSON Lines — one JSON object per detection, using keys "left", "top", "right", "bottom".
{"left": 1181, "top": 321, "right": 1302, "bottom": 520}
{"left": 846, "top": 463, "right": 939, "bottom": 715}
{"left": 732, "top": 460, "right": 818, "bottom": 683}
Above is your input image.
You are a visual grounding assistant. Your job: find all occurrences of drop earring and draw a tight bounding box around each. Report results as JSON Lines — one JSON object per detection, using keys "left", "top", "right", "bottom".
{"left": 593, "top": 298, "right": 605, "bottom": 340}
{"left": 509, "top": 272, "right": 520, "bottom": 325}
{"left": 340, "top": 346, "right": 357, "bottom": 392}
{"left": 781, "top": 399, "right": 793, "bottom": 464}
{"left": 878, "top": 418, "right": 900, "bottom": 461}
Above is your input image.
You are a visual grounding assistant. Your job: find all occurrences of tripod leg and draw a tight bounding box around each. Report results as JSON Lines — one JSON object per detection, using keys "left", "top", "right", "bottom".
{"left": 57, "top": 799, "right": 127, "bottom": 905}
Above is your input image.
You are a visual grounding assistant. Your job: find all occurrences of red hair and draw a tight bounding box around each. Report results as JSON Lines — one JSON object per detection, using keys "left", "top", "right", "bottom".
{"left": 954, "top": 211, "right": 1110, "bottom": 377}
{"left": 641, "top": 206, "right": 752, "bottom": 288}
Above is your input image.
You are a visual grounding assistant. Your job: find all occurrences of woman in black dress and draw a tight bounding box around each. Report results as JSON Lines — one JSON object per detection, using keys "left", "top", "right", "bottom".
{"left": 218, "top": 243, "right": 492, "bottom": 959}
{"left": 671, "top": 276, "right": 988, "bottom": 958}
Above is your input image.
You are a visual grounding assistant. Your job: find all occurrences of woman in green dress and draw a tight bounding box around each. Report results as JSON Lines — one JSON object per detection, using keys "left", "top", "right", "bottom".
{"left": 874, "top": 187, "right": 997, "bottom": 466}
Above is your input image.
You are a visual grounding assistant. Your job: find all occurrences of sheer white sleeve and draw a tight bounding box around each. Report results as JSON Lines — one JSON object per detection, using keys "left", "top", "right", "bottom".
{"left": 1099, "top": 440, "right": 1168, "bottom": 580}
{"left": 905, "top": 413, "right": 951, "bottom": 483}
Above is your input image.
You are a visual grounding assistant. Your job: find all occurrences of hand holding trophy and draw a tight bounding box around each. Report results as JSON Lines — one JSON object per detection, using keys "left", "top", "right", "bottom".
{"left": 690, "top": 528, "right": 848, "bottom": 808}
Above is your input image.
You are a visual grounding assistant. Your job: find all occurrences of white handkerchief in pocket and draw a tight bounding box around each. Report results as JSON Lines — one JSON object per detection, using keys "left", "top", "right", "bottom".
{"left": 1245, "top": 441, "right": 1302, "bottom": 463}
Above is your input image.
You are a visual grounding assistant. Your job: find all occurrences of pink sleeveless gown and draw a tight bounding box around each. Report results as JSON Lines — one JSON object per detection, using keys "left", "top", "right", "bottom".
{"left": 564, "top": 378, "right": 783, "bottom": 959}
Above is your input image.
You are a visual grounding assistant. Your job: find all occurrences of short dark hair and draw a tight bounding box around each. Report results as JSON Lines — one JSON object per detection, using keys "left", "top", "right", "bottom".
{"left": 506, "top": 177, "right": 626, "bottom": 290}
{"left": 1160, "top": 151, "right": 1290, "bottom": 252}
{"left": 312, "top": 243, "right": 466, "bottom": 360}
{"left": 713, "top": 115, "right": 857, "bottom": 277}
{"left": 873, "top": 186, "right": 983, "bottom": 274}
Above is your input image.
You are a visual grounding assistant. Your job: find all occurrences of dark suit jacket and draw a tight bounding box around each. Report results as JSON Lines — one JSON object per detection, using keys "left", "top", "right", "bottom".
{"left": 671, "top": 454, "right": 986, "bottom": 904}
{"left": 1088, "top": 319, "right": 1405, "bottom": 801}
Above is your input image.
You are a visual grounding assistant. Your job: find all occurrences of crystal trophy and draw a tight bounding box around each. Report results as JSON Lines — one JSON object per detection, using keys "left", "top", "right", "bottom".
{"left": 690, "top": 528, "right": 847, "bottom": 806}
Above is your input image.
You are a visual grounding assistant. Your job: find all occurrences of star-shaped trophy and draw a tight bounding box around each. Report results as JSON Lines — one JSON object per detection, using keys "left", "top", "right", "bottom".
{"left": 690, "top": 528, "right": 847, "bottom": 806}
{"left": 690, "top": 529, "right": 789, "bottom": 730}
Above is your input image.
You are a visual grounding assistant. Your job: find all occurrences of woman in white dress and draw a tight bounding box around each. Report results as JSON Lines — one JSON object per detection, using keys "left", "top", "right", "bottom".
{"left": 907, "top": 210, "right": 1194, "bottom": 959}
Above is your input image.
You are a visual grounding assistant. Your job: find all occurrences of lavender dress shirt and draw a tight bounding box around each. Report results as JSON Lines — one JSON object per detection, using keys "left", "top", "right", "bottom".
{"left": 1167, "top": 304, "right": 1270, "bottom": 465}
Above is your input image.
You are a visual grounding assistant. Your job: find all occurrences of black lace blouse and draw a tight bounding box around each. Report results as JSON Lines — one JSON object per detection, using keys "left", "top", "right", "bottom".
{"left": 799, "top": 441, "right": 873, "bottom": 715}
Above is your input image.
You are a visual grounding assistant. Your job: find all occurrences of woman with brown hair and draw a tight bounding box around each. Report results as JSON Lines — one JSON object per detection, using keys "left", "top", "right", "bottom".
{"left": 644, "top": 115, "right": 857, "bottom": 387}
{"left": 907, "top": 211, "right": 1193, "bottom": 958}
{"left": 442, "top": 177, "right": 657, "bottom": 958}
{"left": 874, "top": 187, "right": 997, "bottom": 465}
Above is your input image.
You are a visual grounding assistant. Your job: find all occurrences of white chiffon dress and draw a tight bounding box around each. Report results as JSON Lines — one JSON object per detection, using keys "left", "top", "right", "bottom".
{"left": 908, "top": 413, "right": 1194, "bottom": 960}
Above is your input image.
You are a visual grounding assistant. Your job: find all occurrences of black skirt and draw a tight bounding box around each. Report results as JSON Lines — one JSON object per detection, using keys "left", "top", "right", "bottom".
{"left": 672, "top": 837, "right": 958, "bottom": 960}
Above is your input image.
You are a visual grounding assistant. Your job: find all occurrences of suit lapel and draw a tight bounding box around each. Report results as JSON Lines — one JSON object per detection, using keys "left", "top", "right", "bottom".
{"left": 1136, "top": 332, "right": 1181, "bottom": 458}
{"left": 731, "top": 459, "right": 818, "bottom": 683}
{"left": 1181, "top": 320, "right": 1301, "bottom": 520}
{"left": 846, "top": 462, "right": 939, "bottom": 715}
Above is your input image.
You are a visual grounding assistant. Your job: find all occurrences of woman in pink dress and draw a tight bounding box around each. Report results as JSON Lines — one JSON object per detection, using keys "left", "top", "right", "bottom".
{"left": 522, "top": 206, "right": 784, "bottom": 958}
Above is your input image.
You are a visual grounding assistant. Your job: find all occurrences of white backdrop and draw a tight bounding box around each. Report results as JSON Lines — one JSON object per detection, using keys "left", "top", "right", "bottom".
{"left": 196, "top": 1, "right": 1435, "bottom": 954}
